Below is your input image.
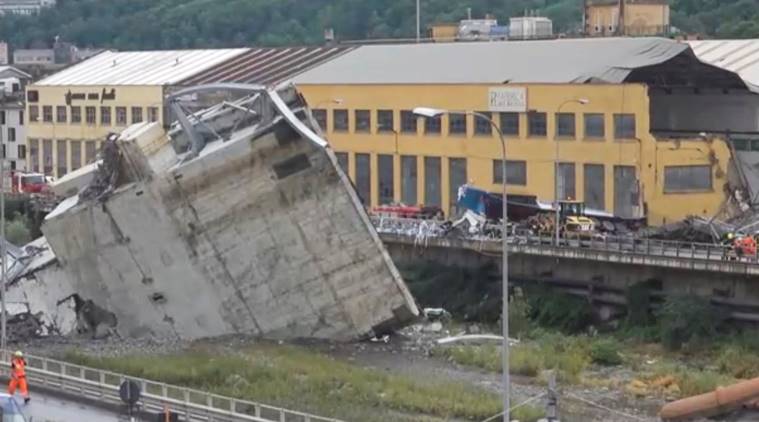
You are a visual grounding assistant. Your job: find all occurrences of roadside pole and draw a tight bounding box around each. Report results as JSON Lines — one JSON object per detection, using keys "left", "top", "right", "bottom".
{"left": 1, "top": 127, "right": 7, "bottom": 353}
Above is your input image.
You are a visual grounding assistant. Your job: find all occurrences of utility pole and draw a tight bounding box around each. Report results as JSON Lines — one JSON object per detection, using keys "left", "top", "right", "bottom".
{"left": 416, "top": 0, "right": 421, "bottom": 42}
{"left": 1, "top": 125, "right": 7, "bottom": 353}
{"left": 617, "top": 0, "right": 625, "bottom": 36}
{"left": 545, "top": 371, "right": 559, "bottom": 421}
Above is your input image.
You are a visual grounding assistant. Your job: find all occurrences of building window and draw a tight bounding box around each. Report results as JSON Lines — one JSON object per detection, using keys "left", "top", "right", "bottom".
{"left": 116, "top": 107, "right": 127, "bottom": 126}
{"left": 424, "top": 156, "right": 441, "bottom": 207}
{"left": 424, "top": 115, "right": 441, "bottom": 135}
{"left": 377, "top": 110, "right": 394, "bottom": 132}
{"left": 71, "top": 106, "right": 81, "bottom": 123}
{"left": 101, "top": 106, "right": 111, "bottom": 125}
{"left": 556, "top": 113, "right": 575, "bottom": 138}
{"left": 355, "top": 153, "right": 371, "bottom": 205}
{"left": 71, "top": 140, "right": 81, "bottom": 171}
{"left": 85, "top": 106, "right": 96, "bottom": 125}
{"left": 17, "top": 145, "right": 25, "bottom": 161}
{"left": 333, "top": 109, "right": 348, "bottom": 132}
{"left": 584, "top": 164, "right": 605, "bottom": 211}
{"left": 664, "top": 165, "right": 712, "bottom": 193}
{"left": 312, "top": 109, "right": 327, "bottom": 130}
{"left": 493, "top": 160, "right": 527, "bottom": 185}
{"left": 449, "top": 158, "right": 467, "bottom": 215}
{"left": 558, "top": 162, "right": 576, "bottom": 200}
{"left": 499, "top": 112, "right": 519, "bottom": 136}
{"left": 42, "top": 106, "right": 52, "bottom": 123}
{"left": 42, "top": 139, "right": 52, "bottom": 175}
{"left": 29, "top": 139, "right": 38, "bottom": 172}
{"left": 148, "top": 107, "right": 159, "bottom": 123}
{"left": 56, "top": 106, "right": 67, "bottom": 123}
{"left": 614, "top": 114, "right": 636, "bottom": 139}
{"left": 449, "top": 114, "right": 467, "bottom": 135}
{"left": 29, "top": 106, "right": 38, "bottom": 123}
{"left": 56, "top": 140, "right": 67, "bottom": 177}
{"left": 355, "top": 110, "right": 371, "bottom": 133}
{"left": 474, "top": 112, "right": 492, "bottom": 136}
{"left": 7, "top": 127, "right": 14, "bottom": 142}
{"left": 378, "top": 154, "right": 394, "bottom": 205}
{"left": 401, "top": 110, "right": 417, "bottom": 133}
{"left": 401, "top": 155, "right": 417, "bottom": 205}
{"left": 85, "top": 140, "right": 97, "bottom": 163}
{"left": 528, "top": 112, "right": 547, "bottom": 137}
{"left": 584, "top": 113, "right": 605, "bottom": 139}
{"left": 19, "top": 110, "right": 23, "bottom": 125}
{"left": 0, "top": 111, "right": 5, "bottom": 125}
{"left": 132, "top": 107, "right": 143, "bottom": 124}
{"left": 335, "top": 152, "right": 348, "bottom": 174}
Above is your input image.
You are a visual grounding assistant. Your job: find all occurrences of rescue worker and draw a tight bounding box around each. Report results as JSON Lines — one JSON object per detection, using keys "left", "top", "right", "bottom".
{"left": 743, "top": 235, "right": 757, "bottom": 259}
{"left": 8, "top": 350, "right": 30, "bottom": 404}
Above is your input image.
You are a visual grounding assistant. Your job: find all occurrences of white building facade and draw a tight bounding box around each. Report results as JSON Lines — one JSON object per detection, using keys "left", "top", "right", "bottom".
{"left": 0, "top": 0, "right": 55, "bottom": 15}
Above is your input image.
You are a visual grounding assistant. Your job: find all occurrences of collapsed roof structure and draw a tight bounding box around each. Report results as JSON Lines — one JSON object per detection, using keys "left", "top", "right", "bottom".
{"left": 17, "top": 84, "right": 418, "bottom": 340}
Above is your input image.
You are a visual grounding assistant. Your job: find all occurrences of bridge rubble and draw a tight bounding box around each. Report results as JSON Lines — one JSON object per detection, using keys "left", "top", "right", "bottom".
{"left": 15, "top": 84, "right": 418, "bottom": 341}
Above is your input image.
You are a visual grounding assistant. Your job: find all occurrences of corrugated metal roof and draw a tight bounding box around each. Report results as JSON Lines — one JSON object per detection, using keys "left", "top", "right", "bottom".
{"left": 34, "top": 49, "right": 249, "bottom": 86}
{"left": 179, "top": 46, "right": 356, "bottom": 87}
{"left": 293, "top": 37, "right": 694, "bottom": 85}
{"left": 688, "top": 39, "right": 759, "bottom": 88}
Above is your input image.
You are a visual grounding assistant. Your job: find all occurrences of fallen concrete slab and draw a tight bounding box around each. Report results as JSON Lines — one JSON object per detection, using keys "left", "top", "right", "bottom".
{"left": 38, "top": 84, "right": 418, "bottom": 341}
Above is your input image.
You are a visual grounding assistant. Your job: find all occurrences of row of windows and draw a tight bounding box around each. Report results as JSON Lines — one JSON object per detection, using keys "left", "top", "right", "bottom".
{"left": 29, "top": 105, "right": 160, "bottom": 126}
{"left": 0, "top": 110, "right": 23, "bottom": 126}
{"left": 27, "top": 138, "right": 98, "bottom": 176}
{"left": 314, "top": 109, "right": 638, "bottom": 140}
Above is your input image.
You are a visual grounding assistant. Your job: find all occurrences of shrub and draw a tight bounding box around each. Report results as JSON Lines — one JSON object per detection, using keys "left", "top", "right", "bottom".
{"left": 657, "top": 295, "right": 728, "bottom": 351}
{"left": 509, "top": 296, "right": 533, "bottom": 339}
{"left": 590, "top": 339, "right": 623, "bottom": 366}
{"left": 716, "top": 345, "right": 759, "bottom": 379}
{"left": 525, "top": 288, "right": 594, "bottom": 333}
{"left": 512, "top": 404, "right": 545, "bottom": 422}
{"left": 510, "top": 347, "right": 543, "bottom": 377}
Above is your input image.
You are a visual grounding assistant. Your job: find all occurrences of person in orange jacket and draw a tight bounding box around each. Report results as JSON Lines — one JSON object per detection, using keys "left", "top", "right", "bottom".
{"left": 8, "top": 351, "right": 30, "bottom": 404}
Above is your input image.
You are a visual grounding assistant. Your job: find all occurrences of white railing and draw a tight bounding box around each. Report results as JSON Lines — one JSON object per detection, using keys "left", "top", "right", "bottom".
{"left": 0, "top": 351, "right": 343, "bottom": 422}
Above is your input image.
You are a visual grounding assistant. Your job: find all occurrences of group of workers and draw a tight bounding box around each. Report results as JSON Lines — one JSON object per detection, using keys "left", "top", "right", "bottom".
{"left": 723, "top": 232, "right": 758, "bottom": 258}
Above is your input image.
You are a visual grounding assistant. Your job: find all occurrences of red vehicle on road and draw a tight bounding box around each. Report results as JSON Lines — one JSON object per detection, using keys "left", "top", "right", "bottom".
{"left": 10, "top": 171, "right": 50, "bottom": 194}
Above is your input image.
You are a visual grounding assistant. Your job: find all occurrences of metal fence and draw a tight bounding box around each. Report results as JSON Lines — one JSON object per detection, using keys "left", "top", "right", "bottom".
{"left": 372, "top": 216, "right": 759, "bottom": 265}
{"left": 0, "top": 350, "right": 343, "bottom": 422}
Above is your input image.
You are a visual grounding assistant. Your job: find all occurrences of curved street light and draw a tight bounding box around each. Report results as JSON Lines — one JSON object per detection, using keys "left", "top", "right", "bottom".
{"left": 554, "top": 98, "right": 590, "bottom": 245}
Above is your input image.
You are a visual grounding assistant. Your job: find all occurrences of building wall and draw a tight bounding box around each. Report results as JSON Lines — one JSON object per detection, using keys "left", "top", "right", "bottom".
{"left": 297, "top": 83, "right": 732, "bottom": 225}
{"left": 650, "top": 90, "right": 759, "bottom": 133}
{"left": 0, "top": 105, "right": 26, "bottom": 171}
{"left": 25, "top": 84, "right": 164, "bottom": 178}
{"left": 587, "top": 3, "right": 669, "bottom": 36}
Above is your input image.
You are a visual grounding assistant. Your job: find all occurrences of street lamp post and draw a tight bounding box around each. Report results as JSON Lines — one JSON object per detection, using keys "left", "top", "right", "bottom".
{"left": 554, "top": 98, "right": 590, "bottom": 245}
{"left": 416, "top": 0, "right": 421, "bottom": 42}
{"left": 413, "top": 107, "right": 509, "bottom": 422}
{"left": 0, "top": 127, "right": 6, "bottom": 353}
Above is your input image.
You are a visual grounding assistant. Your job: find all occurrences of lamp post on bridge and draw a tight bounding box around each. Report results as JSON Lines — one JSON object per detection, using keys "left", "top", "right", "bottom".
{"left": 413, "top": 106, "right": 510, "bottom": 422}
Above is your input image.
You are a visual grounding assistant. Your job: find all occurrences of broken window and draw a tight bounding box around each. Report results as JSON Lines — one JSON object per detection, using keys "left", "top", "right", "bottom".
{"left": 42, "top": 106, "right": 52, "bottom": 123}
{"left": 493, "top": 160, "right": 527, "bottom": 185}
{"left": 28, "top": 139, "right": 38, "bottom": 172}
{"left": 56, "top": 106, "right": 67, "bottom": 123}
{"left": 449, "top": 158, "right": 467, "bottom": 216}
{"left": 424, "top": 156, "right": 441, "bottom": 207}
{"left": 584, "top": 164, "right": 605, "bottom": 211}
{"left": 148, "top": 106, "right": 159, "bottom": 123}
{"left": 42, "top": 139, "right": 52, "bottom": 175}
{"left": 378, "top": 154, "right": 394, "bottom": 205}
{"left": 556, "top": 113, "right": 575, "bottom": 138}
{"left": 401, "top": 155, "right": 417, "bottom": 205}
{"left": 132, "top": 107, "right": 143, "bottom": 124}
{"left": 355, "top": 153, "right": 371, "bottom": 205}
{"left": 312, "top": 108, "right": 327, "bottom": 130}
{"left": 71, "top": 106, "right": 81, "bottom": 123}
{"left": 333, "top": 109, "right": 348, "bottom": 132}
{"left": 558, "top": 162, "right": 576, "bottom": 200}
{"left": 56, "top": 140, "right": 67, "bottom": 177}
{"left": 614, "top": 114, "right": 636, "bottom": 139}
{"left": 614, "top": 165, "right": 638, "bottom": 217}
{"left": 400, "top": 110, "right": 417, "bottom": 133}
{"left": 355, "top": 110, "right": 371, "bottom": 133}
{"left": 499, "top": 112, "right": 519, "bottom": 136}
{"left": 335, "top": 152, "right": 348, "bottom": 174}
{"left": 378, "top": 110, "right": 394, "bottom": 132}
{"left": 100, "top": 106, "right": 111, "bottom": 125}
{"left": 449, "top": 113, "right": 467, "bottom": 135}
{"left": 528, "top": 111, "right": 547, "bottom": 137}
{"left": 474, "top": 112, "right": 492, "bottom": 136}
{"left": 71, "top": 140, "right": 81, "bottom": 171}
{"left": 116, "top": 107, "right": 127, "bottom": 126}
{"left": 29, "top": 105, "right": 38, "bottom": 123}
{"left": 424, "top": 115, "right": 441, "bottom": 135}
{"left": 584, "top": 113, "right": 605, "bottom": 139}
{"left": 85, "top": 140, "right": 96, "bottom": 163}
{"left": 664, "top": 165, "right": 712, "bottom": 193}
{"left": 85, "top": 106, "right": 96, "bottom": 125}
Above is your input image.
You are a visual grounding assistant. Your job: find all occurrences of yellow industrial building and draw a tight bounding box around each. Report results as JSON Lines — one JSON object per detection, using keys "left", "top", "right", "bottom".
{"left": 294, "top": 38, "right": 755, "bottom": 225}
{"left": 585, "top": 0, "right": 670, "bottom": 36}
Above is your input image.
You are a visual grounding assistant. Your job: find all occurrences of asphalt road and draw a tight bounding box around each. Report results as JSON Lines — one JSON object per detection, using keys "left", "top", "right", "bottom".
{"left": 18, "top": 391, "right": 122, "bottom": 422}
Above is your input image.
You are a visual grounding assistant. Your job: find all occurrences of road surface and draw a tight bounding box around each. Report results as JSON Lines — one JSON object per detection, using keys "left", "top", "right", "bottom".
{"left": 20, "top": 391, "right": 121, "bottom": 421}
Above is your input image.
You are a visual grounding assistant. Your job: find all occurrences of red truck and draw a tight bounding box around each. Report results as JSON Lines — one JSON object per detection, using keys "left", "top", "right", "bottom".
{"left": 10, "top": 171, "right": 50, "bottom": 194}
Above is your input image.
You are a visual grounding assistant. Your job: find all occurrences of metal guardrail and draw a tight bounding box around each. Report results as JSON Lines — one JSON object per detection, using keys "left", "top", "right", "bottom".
{"left": 372, "top": 216, "right": 759, "bottom": 266}
{"left": 0, "top": 351, "right": 343, "bottom": 422}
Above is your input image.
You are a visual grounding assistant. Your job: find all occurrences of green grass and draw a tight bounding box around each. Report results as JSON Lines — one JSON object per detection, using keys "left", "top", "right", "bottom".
{"left": 61, "top": 343, "right": 501, "bottom": 422}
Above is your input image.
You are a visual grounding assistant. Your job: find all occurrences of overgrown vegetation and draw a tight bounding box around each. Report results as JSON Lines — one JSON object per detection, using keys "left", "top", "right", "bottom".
{"left": 656, "top": 295, "right": 729, "bottom": 351}
{"left": 62, "top": 343, "right": 501, "bottom": 422}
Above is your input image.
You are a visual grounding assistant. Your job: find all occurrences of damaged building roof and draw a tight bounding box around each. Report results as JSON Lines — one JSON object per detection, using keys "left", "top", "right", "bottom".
{"left": 293, "top": 37, "right": 753, "bottom": 91}
{"left": 688, "top": 39, "right": 759, "bottom": 89}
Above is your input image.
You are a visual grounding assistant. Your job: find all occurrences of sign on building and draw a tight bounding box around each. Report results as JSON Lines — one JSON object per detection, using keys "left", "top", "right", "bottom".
{"left": 488, "top": 87, "right": 527, "bottom": 112}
